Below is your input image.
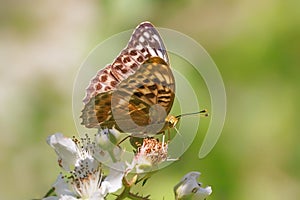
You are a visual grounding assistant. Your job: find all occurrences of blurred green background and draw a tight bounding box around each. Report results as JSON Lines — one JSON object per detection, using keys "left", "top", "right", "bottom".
{"left": 1, "top": 0, "right": 299, "bottom": 199}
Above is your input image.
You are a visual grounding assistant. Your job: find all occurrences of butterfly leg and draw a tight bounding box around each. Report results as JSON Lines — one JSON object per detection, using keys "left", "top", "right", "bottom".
{"left": 168, "top": 128, "right": 171, "bottom": 141}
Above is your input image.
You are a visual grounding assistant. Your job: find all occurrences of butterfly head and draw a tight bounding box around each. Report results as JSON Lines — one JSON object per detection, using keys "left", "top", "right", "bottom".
{"left": 165, "top": 115, "right": 180, "bottom": 128}
{"left": 165, "top": 109, "right": 209, "bottom": 129}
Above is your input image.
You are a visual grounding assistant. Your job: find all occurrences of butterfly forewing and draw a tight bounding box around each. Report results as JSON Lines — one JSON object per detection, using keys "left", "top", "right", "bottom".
{"left": 83, "top": 22, "right": 169, "bottom": 104}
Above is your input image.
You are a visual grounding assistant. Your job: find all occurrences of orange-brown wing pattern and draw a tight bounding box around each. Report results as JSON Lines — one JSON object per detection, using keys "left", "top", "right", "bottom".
{"left": 81, "top": 21, "right": 175, "bottom": 136}
{"left": 81, "top": 57, "right": 175, "bottom": 136}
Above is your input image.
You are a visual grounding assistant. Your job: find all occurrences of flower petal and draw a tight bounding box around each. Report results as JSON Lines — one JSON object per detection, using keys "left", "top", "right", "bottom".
{"left": 52, "top": 174, "right": 75, "bottom": 197}
{"left": 59, "top": 195, "right": 78, "bottom": 200}
{"left": 101, "top": 162, "right": 125, "bottom": 194}
{"left": 42, "top": 197, "right": 59, "bottom": 200}
{"left": 47, "top": 133, "right": 78, "bottom": 171}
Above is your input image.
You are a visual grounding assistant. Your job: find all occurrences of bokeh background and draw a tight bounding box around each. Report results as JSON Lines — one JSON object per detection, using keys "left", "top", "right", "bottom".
{"left": 1, "top": 0, "right": 299, "bottom": 199}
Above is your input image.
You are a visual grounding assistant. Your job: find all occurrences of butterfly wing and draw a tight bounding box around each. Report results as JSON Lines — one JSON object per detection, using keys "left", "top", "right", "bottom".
{"left": 81, "top": 22, "right": 174, "bottom": 133}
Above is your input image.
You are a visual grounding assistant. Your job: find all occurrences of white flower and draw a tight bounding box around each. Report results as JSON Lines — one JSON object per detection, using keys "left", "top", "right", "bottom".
{"left": 46, "top": 163, "right": 124, "bottom": 200}
{"left": 44, "top": 163, "right": 125, "bottom": 200}
{"left": 44, "top": 169, "right": 104, "bottom": 200}
{"left": 132, "top": 138, "right": 168, "bottom": 173}
{"left": 45, "top": 133, "right": 125, "bottom": 200}
{"left": 174, "top": 171, "right": 212, "bottom": 200}
{"left": 47, "top": 133, "right": 99, "bottom": 171}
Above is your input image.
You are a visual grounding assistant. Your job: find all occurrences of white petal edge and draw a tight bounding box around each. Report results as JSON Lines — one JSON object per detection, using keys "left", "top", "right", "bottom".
{"left": 47, "top": 133, "right": 78, "bottom": 171}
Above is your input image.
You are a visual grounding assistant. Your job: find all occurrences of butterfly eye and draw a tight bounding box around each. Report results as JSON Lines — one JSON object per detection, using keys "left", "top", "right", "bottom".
{"left": 170, "top": 118, "right": 175, "bottom": 124}
{"left": 167, "top": 116, "right": 178, "bottom": 128}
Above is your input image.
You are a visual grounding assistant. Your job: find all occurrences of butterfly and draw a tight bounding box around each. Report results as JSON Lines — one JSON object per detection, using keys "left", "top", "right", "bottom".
{"left": 81, "top": 22, "right": 205, "bottom": 137}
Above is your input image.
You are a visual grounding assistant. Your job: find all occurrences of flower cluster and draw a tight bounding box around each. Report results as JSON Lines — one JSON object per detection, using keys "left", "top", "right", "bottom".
{"left": 43, "top": 129, "right": 172, "bottom": 199}
{"left": 44, "top": 132, "right": 125, "bottom": 200}
{"left": 42, "top": 129, "right": 212, "bottom": 200}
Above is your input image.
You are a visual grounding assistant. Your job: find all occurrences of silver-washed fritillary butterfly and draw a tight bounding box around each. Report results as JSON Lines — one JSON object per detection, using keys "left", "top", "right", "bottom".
{"left": 81, "top": 22, "right": 201, "bottom": 137}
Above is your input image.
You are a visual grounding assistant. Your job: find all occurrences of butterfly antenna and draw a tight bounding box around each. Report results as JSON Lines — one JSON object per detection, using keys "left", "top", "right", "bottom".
{"left": 175, "top": 109, "right": 209, "bottom": 119}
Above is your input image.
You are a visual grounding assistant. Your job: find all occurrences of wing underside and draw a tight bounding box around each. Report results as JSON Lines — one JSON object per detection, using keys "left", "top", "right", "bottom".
{"left": 81, "top": 57, "right": 175, "bottom": 135}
